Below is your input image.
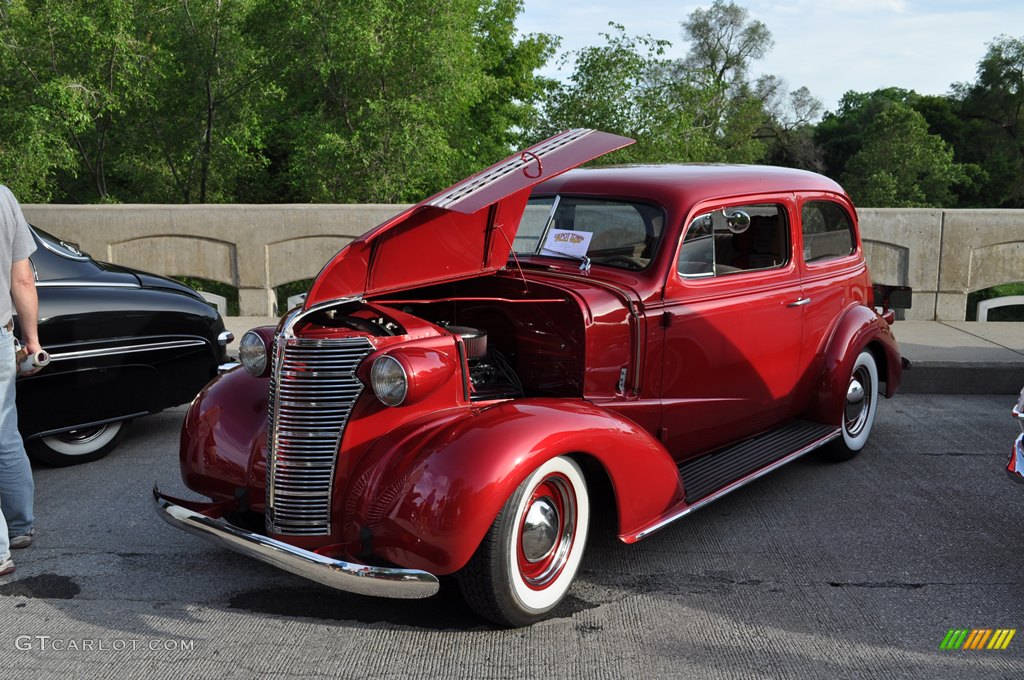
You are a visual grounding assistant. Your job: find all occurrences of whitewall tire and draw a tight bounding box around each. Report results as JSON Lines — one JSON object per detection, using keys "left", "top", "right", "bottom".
{"left": 458, "top": 455, "right": 590, "bottom": 627}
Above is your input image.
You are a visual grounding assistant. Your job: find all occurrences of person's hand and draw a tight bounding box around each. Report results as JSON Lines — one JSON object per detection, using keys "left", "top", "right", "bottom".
{"left": 19, "top": 339, "right": 44, "bottom": 376}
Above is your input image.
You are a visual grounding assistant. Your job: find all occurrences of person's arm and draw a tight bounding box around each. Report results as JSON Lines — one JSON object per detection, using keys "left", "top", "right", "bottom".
{"left": 11, "top": 258, "right": 39, "bottom": 354}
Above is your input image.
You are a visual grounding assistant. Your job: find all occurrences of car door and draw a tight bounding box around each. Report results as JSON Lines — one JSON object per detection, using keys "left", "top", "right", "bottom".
{"left": 792, "top": 194, "right": 868, "bottom": 406}
{"left": 654, "top": 197, "right": 805, "bottom": 460}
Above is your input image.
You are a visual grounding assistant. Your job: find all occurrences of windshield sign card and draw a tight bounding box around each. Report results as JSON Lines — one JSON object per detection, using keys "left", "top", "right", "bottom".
{"left": 541, "top": 229, "right": 593, "bottom": 259}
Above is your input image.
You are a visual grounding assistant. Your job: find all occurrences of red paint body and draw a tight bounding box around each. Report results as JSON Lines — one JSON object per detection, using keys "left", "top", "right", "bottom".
{"left": 179, "top": 153, "right": 904, "bottom": 578}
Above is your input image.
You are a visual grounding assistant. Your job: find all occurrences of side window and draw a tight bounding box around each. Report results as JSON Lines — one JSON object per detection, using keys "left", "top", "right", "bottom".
{"left": 677, "top": 204, "right": 789, "bottom": 278}
{"left": 801, "top": 201, "right": 855, "bottom": 262}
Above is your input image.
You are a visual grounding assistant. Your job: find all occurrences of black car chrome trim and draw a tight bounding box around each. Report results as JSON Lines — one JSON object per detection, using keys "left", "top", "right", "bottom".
{"left": 154, "top": 488, "right": 439, "bottom": 598}
{"left": 35, "top": 281, "right": 141, "bottom": 288}
{"left": 25, "top": 412, "right": 146, "bottom": 440}
{"left": 49, "top": 339, "right": 208, "bottom": 362}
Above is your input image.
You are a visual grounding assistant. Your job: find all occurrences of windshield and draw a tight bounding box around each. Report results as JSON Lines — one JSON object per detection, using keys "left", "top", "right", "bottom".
{"left": 513, "top": 196, "right": 664, "bottom": 271}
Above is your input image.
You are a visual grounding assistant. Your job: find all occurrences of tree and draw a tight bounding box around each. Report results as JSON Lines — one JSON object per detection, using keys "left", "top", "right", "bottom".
{"left": 0, "top": 0, "right": 155, "bottom": 202}
{"left": 681, "top": 0, "right": 772, "bottom": 93}
{"left": 129, "top": 0, "right": 271, "bottom": 203}
{"left": 245, "top": 0, "right": 553, "bottom": 203}
{"left": 537, "top": 24, "right": 725, "bottom": 163}
{"left": 841, "top": 103, "right": 970, "bottom": 207}
{"left": 953, "top": 35, "right": 1024, "bottom": 207}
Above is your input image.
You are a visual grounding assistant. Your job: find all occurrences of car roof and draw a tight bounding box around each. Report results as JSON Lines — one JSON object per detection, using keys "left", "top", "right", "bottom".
{"left": 532, "top": 164, "right": 849, "bottom": 212}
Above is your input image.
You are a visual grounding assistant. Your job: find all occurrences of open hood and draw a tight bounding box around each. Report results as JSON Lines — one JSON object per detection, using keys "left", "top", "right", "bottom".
{"left": 305, "top": 129, "right": 634, "bottom": 306}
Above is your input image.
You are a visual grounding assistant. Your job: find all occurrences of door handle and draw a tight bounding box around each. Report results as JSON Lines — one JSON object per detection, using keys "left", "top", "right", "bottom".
{"left": 787, "top": 297, "right": 811, "bottom": 307}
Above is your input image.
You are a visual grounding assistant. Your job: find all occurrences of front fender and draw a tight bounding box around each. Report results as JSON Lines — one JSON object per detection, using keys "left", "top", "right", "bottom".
{"left": 343, "top": 399, "right": 683, "bottom": 575}
{"left": 180, "top": 366, "right": 269, "bottom": 502}
{"left": 809, "top": 304, "right": 903, "bottom": 424}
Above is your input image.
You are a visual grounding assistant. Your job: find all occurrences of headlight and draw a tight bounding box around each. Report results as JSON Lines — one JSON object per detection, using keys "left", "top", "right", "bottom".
{"left": 239, "top": 330, "right": 270, "bottom": 377}
{"left": 371, "top": 355, "right": 408, "bottom": 406}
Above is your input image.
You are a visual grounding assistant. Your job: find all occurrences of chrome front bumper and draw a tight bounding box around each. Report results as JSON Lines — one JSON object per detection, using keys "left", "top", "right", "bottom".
{"left": 152, "top": 487, "right": 439, "bottom": 599}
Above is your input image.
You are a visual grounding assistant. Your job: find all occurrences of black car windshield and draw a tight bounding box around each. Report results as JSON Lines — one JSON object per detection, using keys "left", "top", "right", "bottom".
{"left": 512, "top": 196, "right": 664, "bottom": 271}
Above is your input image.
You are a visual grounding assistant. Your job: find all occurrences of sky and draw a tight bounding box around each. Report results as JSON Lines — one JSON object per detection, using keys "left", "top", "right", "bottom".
{"left": 515, "top": 0, "right": 1024, "bottom": 115}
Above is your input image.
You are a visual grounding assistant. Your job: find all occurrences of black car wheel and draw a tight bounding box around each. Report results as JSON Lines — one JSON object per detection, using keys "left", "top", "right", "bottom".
{"left": 28, "top": 421, "right": 128, "bottom": 466}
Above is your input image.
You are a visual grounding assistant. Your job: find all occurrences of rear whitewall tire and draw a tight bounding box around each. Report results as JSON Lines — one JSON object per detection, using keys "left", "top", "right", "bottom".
{"left": 823, "top": 350, "right": 878, "bottom": 461}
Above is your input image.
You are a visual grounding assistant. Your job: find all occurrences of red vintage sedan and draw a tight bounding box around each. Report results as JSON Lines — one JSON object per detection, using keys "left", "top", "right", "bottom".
{"left": 155, "top": 129, "right": 907, "bottom": 627}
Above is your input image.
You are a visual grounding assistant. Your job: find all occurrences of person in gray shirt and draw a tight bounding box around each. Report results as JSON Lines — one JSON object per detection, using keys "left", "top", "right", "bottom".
{"left": 0, "top": 184, "right": 40, "bottom": 577}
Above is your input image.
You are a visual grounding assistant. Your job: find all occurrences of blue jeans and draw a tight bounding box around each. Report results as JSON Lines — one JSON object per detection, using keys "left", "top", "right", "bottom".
{"left": 0, "top": 325, "right": 34, "bottom": 539}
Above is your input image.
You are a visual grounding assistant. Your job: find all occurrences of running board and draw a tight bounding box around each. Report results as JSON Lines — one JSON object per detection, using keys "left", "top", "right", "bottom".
{"left": 628, "top": 420, "right": 840, "bottom": 542}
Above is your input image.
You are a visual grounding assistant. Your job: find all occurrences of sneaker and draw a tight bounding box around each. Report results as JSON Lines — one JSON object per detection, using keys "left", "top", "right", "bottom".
{"left": 10, "top": 529, "right": 34, "bottom": 549}
{"left": 0, "top": 557, "right": 13, "bottom": 576}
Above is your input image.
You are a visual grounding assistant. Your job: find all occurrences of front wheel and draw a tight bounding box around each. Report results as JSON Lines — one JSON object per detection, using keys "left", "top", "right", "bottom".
{"left": 28, "top": 421, "right": 128, "bottom": 466}
{"left": 458, "top": 455, "right": 590, "bottom": 627}
{"left": 823, "top": 350, "right": 879, "bottom": 461}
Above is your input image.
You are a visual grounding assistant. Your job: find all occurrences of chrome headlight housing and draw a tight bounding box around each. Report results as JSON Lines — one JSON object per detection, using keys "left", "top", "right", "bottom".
{"left": 239, "top": 330, "right": 270, "bottom": 377}
{"left": 370, "top": 355, "right": 408, "bottom": 406}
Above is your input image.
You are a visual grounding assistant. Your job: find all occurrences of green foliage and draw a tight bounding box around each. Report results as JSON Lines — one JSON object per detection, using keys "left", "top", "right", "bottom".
{"left": 275, "top": 278, "right": 314, "bottom": 315}
{"left": 538, "top": 2, "right": 785, "bottom": 165}
{"left": 841, "top": 103, "right": 973, "bottom": 207}
{"left": 966, "top": 283, "right": 1024, "bottom": 322}
{"left": 172, "top": 276, "right": 240, "bottom": 316}
{"left": 0, "top": 0, "right": 155, "bottom": 201}
{"left": 0, "top": 1, "right": 1020, "bottom": 214}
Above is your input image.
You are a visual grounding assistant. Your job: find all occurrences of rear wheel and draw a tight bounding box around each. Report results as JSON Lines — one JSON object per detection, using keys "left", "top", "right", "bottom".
{"left": 28, "top": 421, "right": 128, "bottom": 466}
{"left": 458, "top": 455, "right": 590, "bottom": 627}
{"left": 823, "top": 350, "right": 878, "bottom": 461}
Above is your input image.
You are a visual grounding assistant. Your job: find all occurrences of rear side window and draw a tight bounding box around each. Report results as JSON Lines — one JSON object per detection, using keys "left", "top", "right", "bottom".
{"left": 678, "top": 204, "right": 789, "bottom": 278}
{"left": 801, "top": 201, "right": 856, "bottom": 262}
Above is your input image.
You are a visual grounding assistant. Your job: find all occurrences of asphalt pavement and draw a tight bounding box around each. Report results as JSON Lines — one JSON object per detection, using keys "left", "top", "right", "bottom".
{"left": 1, "top": 316, "right": 1022, "bottom": 678}
{"left": 0, "top": 392, "right": 1022, "bottom": 678}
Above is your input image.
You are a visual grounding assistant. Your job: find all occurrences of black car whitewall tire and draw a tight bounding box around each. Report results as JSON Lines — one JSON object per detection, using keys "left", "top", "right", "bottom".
{"left": 29, "top": 421, "right": 128, "bottom": 466}
{"left": 824, "top": 350, "right": 878, "bottom": 461}
{"left": 458, "top": 455, "right": 590, "bottom": 627}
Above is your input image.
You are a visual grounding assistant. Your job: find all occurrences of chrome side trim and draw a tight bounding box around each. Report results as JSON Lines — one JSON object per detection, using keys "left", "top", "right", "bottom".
{"left": 153, "top": 488, "right": 439, "bottom": 599}
{"left": 631, "top": 427, "right": 842, "bottom": 541}
{"left": 49, "top": 339, "right": 207, "bottom": 362}
{"left": 35, "top": 281, "right": 140, "bottom": 288}
{"left": 26, "top": 412, "right": 146, "bottom": 440}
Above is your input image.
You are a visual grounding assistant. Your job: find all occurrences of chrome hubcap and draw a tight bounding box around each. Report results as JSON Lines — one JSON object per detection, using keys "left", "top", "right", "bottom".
{"left": 522, "top": 497, "right": 559, "bottom": 563}
{"left": 518, "top": 474, "right": 577, "bottom": 589}
{"left": 844, "top": 368, "right": 872, "bottom": 437}
{"left": 57, "top": 426, "right": 107, "bottom": 445}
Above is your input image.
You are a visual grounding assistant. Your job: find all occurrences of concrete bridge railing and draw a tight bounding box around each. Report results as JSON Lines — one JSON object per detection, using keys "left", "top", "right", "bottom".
{"left": 21, "top": 204, "right": 1024, "bottom": 320}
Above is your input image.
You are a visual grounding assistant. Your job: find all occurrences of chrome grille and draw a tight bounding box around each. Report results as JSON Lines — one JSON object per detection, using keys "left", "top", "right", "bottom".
{"left": 266, "top": 336, "right": 374, "bottom": 535}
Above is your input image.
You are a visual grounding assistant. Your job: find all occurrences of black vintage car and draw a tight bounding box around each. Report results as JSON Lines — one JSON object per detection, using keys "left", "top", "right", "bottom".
{"left": 12, "top": 226, "right": 233, "bottom": 465}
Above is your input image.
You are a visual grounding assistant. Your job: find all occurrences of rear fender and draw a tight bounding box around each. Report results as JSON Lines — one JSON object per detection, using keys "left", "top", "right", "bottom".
{"left": 343, "top": 399, "right": 682, "bottom": 575}
{"left": 808, "top": 304, "right": 902, "bottom": 424}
